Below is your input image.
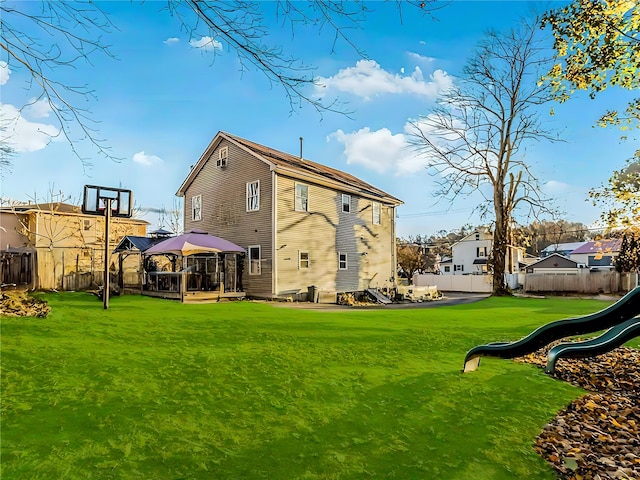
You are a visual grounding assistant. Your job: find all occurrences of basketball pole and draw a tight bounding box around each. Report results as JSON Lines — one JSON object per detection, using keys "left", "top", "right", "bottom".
{"left": 104, "top": 198, "right": 111, "bottom": 310}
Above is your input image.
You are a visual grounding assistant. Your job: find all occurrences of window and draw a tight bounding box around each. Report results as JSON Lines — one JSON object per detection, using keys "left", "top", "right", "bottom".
{"left": 342, "top": 194, "right": 351, "bottom": 213}
{"left": 299, "top": 251, "right": 310, "bottom": 269}
{"left": 477, "top": 246, "right": 487, "bottom": 257}
{"left": 454, "top": 264, "right": 464, "bottom": 272}
{"left": 295, "top": 183, "right": 308, "bottom": 211}
{"left": 475, "top": 233, "right": 480, "bottom": 241}
{"left": 372, "top": 202, "right": 381, "bottom": 225}
{"left": 246, "top": 181, "right": 260, "bottom": 212}
{"left": 248, "top": 245, "right": 261, "bottom": 275}
{"left": 444, "top": 266, "right": 451, "bottom": 273}
{"left": 217, "top": 147, "right": 228, "bottom": 167}
{"left": 338, "top": 252, "right": 348, "bottom": 270}
{"left": 192, "top": 195, "right": 202, "bottom": 221}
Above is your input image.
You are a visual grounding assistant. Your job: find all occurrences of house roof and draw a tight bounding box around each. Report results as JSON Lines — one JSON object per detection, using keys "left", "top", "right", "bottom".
{"left": 0, "top": 202, "right": 148, "bottom": 224}
{"left": 571, "top": 239, "right": 622, "bottom": 255}
{"left": 177, "top": 131, "right": 403, "bottom": 205}
{"left": 113, "top": 236, "right": 166, "bottom": 253}
{"left": 526, "top": 253, "right": 580, "bottom": 268}
{"left": 450, "top": 227, "right": 492, "bottom": 247}
{"left": 541, "top": 242, "right": 586, "bottom": 254}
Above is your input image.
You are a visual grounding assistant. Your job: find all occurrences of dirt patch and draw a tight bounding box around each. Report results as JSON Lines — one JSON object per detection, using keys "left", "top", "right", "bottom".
{"left": 517, "top": 345, "right": 639, "bottom": 479}
{"left": 0, "top": 291, "right": 50, "bottom": 318}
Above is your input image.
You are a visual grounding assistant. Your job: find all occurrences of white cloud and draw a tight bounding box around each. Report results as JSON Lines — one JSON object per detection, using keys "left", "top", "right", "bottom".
{"left": 133, "top": 151, "right": 163, "bottom": 166}
{"left": 189, "top": 36, "right": 222, "bottom": 51}
{"left": 316, "top": 59, "right": 452, "bottom": 100}
{"left": 23, "top": 98, "right": 52, "bottom": 119}
{"left": 0, "top": 103, "right": 59, "bottom": 152}
{"left": 328, "top": 126, "right": 426, "bottom": 176}
{"left": 163, "top": 37, "right": 180, "bottom": 45}
{"left": 544, "top": 180, "right": 570, "bottom": 192}
{"left": 407, "top": 52, "right": 436, "bottom": 64}
{"left": 0, "top": 61, "right": 10, "bottom": 85}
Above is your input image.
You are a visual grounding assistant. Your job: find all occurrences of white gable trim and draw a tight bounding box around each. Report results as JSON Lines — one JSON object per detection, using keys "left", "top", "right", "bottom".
{"left": 176, "top": 131, "right": 277, "bottom": 197}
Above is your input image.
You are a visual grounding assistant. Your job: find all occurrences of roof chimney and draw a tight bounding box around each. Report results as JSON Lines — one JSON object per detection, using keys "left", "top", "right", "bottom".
{"left": 299, "top": 137, "right": 303, "bottom": 160}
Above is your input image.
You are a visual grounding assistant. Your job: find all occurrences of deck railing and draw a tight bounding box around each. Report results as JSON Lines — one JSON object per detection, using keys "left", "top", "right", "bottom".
{"left": 145, "top": 271, "right": 226, "bottom": 293}
{"left": 145, "top": 271, "right": 182, "bottom": 293}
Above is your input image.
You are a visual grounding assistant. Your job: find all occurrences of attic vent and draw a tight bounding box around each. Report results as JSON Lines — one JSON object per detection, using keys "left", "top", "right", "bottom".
{"left": 217, "top": 146, "right": 228, "bottom": 168}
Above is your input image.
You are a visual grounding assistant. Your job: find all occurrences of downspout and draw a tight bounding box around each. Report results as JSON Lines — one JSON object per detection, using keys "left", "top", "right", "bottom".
{"left": 272, "top": 170, "right": 278, "bottom": 297}
{"left": 391, "top": 206, "right": 397, "bottom": 287}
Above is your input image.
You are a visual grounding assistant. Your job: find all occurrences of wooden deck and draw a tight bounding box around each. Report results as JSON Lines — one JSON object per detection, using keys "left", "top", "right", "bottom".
{"left": 142, "top": 271, "right": 245, "bottom": 303}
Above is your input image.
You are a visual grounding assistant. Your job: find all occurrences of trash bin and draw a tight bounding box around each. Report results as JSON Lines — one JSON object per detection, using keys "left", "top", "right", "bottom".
{"left": 307, "top": 285, "right": 319, "bottom": 303}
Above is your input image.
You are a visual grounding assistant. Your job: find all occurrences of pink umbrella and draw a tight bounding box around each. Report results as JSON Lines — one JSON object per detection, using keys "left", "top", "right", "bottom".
{"left": 144, "top": 230, "right": 245, "bottom": 256}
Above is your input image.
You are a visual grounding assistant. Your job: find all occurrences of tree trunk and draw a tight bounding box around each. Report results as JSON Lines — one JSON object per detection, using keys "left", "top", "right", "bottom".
{"left": 492, "top": 191, "right": 510, "bottom": 295}
{"left": 492, "top": 225, "right": 510, "bottom": 295}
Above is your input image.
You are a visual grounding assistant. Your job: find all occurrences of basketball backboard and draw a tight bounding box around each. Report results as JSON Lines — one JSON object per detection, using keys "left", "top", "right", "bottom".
{"left": 82, "top": 185, "right": 133, "bottom": 218}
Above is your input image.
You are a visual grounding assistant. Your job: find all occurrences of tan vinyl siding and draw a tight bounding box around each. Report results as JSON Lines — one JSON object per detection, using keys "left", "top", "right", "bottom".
{"left": 182, "top": 139, "right": 273, "bottom": 297}
{"left": 275, "top": 175, "right": 395, "bottom": 295}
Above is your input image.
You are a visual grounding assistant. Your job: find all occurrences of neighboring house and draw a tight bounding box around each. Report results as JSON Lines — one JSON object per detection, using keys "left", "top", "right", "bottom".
{"left": 570, "top": 239, "right": 622, "bottom": 270}
{"left": 525, "top": 253, "right": 586, "bottom": 274}
{"left": 540, "top": 242, "right": 586, "bottom": 258}
{"left": 176, "top": 131, "right": 403, "bottom": 301}
{"left": 438, "top": 227, "right": 524, "bottom": 275}
{"left": 438, "top": 256, "right": 452, "bottom": 274}
{"left": 0, "top": 202, "right": 148, "bottom": 289}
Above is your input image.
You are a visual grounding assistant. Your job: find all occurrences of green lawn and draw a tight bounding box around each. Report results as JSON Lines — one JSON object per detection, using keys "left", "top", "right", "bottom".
{"left": 2, "top": 293, "right": 633, "bottom": 480}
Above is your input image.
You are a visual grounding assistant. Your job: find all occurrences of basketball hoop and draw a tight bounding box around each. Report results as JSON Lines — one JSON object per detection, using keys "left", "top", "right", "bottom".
{"left": 82, "top": 185, "right": 133, "bottom": 218}
{"left": 82, "top": 185, "right": 134, "bottom": 309}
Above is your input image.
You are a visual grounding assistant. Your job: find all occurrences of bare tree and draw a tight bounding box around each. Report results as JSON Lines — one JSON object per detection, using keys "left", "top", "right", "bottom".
{"left": 152, "top": 199, "right": 184, "bottom": 235}
{"left": 1, "top": 1, "right": 118, "bottom": 167}
{"left": 409, "top": 19, "right": 560, "bottom": 295}
{"left": 167, "top": 198, "right": 184, "bottom": 235}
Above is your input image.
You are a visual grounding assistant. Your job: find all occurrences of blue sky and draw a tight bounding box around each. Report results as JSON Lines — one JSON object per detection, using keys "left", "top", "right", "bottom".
{"left": 1, "top": 1, "right": 636, "bottom": 238}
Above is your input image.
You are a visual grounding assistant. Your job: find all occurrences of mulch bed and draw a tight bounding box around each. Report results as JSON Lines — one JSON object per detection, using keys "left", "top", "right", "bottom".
{"left": 516, "top": 345, "right": 640, "bottom": 480}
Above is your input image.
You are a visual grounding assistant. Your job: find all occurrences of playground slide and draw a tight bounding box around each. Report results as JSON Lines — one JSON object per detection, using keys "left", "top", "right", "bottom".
{"left": 462, "top": 286, "right": 640, "bottom": 373}
{"left": 544, "top": 317, "right": 640, "bottom": 374}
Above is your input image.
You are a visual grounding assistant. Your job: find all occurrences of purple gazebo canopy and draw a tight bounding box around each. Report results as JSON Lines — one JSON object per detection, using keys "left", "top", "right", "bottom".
{"left": 144, "top": 230, "right": 245, "bottom": 256}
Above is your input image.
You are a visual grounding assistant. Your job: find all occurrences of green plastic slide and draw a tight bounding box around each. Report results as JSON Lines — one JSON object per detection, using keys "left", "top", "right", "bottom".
{"left": 463, "top": 286, "right": 640, "bottom": 373}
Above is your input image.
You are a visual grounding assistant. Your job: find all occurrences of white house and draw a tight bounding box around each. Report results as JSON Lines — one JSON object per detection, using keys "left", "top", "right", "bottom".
{"left": 438, "top": 227, "right": 524, "bottom": 275}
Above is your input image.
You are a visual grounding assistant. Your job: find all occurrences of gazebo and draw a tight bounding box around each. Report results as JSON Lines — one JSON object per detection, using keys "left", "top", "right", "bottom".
{"left": 142, "top": 230, "right": 245, "bottom": 303}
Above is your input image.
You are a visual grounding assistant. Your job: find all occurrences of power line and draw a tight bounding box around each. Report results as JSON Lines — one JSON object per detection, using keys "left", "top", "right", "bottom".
{"left": 398, "top": 208, "right": 475, "bottom": 218}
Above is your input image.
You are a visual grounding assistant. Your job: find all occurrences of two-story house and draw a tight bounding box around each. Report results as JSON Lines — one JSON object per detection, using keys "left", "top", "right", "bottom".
{"left": 0, "top": 202, "right": 148, "bottom": 289}
{"left": 176, "top": 132, "right": 403, "bottom": 301}
{"left": 439, "top": 227, "right": 524, "bottom": 275}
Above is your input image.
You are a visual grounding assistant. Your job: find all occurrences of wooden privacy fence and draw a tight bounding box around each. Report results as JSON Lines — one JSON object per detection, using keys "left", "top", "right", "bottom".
{"left": 413, "top": 272, "right": 638, "bottom": 294}
{"left": 62, "top": 272, "right": 119, "bottom": 291}
{"left": 524, "top": 272, "right": 638, "bottom": 294}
